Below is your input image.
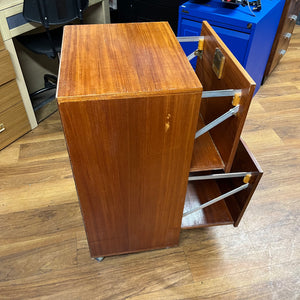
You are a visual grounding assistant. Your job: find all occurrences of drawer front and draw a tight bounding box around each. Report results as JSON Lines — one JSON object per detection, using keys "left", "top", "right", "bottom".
{"left": 283, "top": 0, "right": 300, "bottom": 33}
{"left": 0, "top": 50, "right": 16, "bottom": 86}
{"left": 281, "top": 11, "right": 299, "bottom": 39}
{"left": 195, "top": 21, "right": 255, "bottom": 173}
{"left": 282, "top": 15, "right": 298, "bottom": 35}
{"left": 276, "top": 33, "right": 292, "bottom": 56}
{"left": 0, "top": 87, "right": 30, "bottom": 150}
{"left": 266, "top": 0, "right": 300, "bottom": 76}
{"left": 0, "top": 34, "right": 4, "bottom": 51}
{"left": 267, "top": 24, "right": 297, "bottom": 73}
{"left": 0, "top": 80, "right": 22, "bottom": 113}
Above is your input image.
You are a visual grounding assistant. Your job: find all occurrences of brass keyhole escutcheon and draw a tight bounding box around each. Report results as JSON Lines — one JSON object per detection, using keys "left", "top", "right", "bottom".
{"left": 212, "top": 48, "right": 225, "bottom": 79}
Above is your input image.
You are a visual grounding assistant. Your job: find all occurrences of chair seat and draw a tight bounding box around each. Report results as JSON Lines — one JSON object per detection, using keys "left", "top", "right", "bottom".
{"left": 17, "top": 27, "right": 63, "bottom": 59}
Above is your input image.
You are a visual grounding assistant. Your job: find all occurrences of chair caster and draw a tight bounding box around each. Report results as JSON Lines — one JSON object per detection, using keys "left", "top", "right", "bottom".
{"left": 95, "top": 257, "right": 104, "bottom": 262}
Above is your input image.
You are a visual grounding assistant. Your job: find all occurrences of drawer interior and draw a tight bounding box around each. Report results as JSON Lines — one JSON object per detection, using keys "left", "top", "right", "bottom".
{"left": 182, "top": 139, "right": 263, "bottom": 229}
{"left": 190, "top": 115, "right": 224, "bottom": 172}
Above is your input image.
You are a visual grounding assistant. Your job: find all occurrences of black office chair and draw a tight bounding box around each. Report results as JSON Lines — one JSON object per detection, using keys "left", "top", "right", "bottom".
{"left": 17, "top": 0, "right": 88, "bottom": 111}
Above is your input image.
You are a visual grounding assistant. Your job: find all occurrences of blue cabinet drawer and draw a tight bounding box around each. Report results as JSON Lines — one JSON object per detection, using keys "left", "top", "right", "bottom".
{"left": 179, "top": 18, "right": 249, "bottom": 69}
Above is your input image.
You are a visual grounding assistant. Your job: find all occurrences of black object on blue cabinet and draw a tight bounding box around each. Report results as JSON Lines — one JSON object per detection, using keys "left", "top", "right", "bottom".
{"left": 112, "top": 0, "right": 186, "bottom": 33}
{"left": 178, "top": 0, "right": 285, "bottom": 93}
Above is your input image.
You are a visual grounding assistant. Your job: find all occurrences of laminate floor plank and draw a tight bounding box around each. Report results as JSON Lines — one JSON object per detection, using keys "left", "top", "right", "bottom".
{"left": 0, "top": 157, "right": 73, "bottom": 188}
{"left": 0, "top": 202, "right": 82, "bottom": 242}
{"left": 0, "top": 179, "right": 77, "bottom": 214}
{"left": 126, "top": 262, "right": 300, "bottom": 300}
{"left": 0, "top": 248, "right": 192, "bottom": 300}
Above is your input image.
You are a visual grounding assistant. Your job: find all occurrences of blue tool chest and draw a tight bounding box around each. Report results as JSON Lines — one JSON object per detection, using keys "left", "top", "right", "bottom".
{"left": 177, "top": 0, "right": 285, "bottom": 92}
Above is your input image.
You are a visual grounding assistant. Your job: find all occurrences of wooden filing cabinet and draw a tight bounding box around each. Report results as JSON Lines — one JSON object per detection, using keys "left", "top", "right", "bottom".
{"left": 0, "top": 34, "right": 30, "bottom": 150}
{"left": 263, "top": 0, "right": 300, "bottom": 81}
{"left": 57, "top": 22, "right": 262, "bottom": 259}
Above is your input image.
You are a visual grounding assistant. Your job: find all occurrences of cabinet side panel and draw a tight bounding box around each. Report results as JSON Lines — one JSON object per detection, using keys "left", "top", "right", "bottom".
{"left": 58, "top": 93, "right": 201, "bottom": 257}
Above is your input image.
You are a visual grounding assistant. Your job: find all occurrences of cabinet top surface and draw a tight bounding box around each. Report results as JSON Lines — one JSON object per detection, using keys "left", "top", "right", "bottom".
{"left": 57, "top": 22, "right": 202, "bottom": 102}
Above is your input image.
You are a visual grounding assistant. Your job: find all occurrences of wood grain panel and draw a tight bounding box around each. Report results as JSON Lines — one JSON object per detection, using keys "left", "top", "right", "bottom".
{"left": 0, "top": 50, "right": 15, "bottom": 86}
{"left": 57, "top": 22, "right": 201, "bottom": 102}
{"left": 0, "top": 33, "right": 4, "bottom": 51}
{"left": 194, "top": 21, "right": 256, "bottom": 173}
{"left": 0, "top": 80, "right": 23, "bottom": 113}
{"left": 190, "top": 114, "right": 224, "bottom": 172}
{"left": 57, "top": 22, "right": 202, "bottom": 257}
{"left": 0, "top": 100, "right": 31, "bottom": 150}
{"left": 59, "top": 93, "right": 201, "bottom": 257}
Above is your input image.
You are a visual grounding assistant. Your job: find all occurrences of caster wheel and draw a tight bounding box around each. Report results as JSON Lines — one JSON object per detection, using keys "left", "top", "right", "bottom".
{"left": 95, "top": 257, "right": 104, "bottom": 262}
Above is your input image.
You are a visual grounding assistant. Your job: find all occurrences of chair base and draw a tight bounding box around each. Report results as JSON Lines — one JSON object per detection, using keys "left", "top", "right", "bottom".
{"left": 30, "top": 74, "right": 57, "bottom": 123}
{"left": 17, "top": 27, "right": 63, "bottom": 59}
{"left": 32, "top": 91, "right": 57, "bottom": 123}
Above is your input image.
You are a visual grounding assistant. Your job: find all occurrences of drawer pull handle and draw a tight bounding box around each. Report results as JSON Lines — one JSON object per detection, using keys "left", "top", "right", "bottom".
{"left": 0, "top": 123, "right": 5, "bottom": 133}
{"left": 284, "top": 33, "right": 292, "bottom": 39}
{"left": 289, "top": 15, "right": 297, "bottom": 22}
{"left": 279, "top": 49, "right": 286, "bottom": 56}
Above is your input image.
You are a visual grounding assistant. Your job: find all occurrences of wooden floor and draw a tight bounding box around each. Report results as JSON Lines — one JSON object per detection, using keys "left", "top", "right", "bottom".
{"left": 0, "top": 26, "right": 299, "bottom": 300}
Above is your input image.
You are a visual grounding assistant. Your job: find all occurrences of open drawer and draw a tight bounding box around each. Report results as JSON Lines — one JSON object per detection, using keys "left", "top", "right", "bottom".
{"left": 179, "top": 21, "right": 256, "bottom": 173}
{"left": 182, "top": 139, "right": 263, "bottom": 229}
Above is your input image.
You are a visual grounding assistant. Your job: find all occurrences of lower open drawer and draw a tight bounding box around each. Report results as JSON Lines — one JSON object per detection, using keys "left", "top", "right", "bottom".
{"left": 182, "top": 139, "right": 263, "bottom": 229}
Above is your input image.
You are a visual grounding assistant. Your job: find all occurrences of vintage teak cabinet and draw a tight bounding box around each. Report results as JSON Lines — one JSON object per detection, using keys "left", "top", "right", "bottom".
{"left": 57, "top": 21, "right": 262, "bottom": 259}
